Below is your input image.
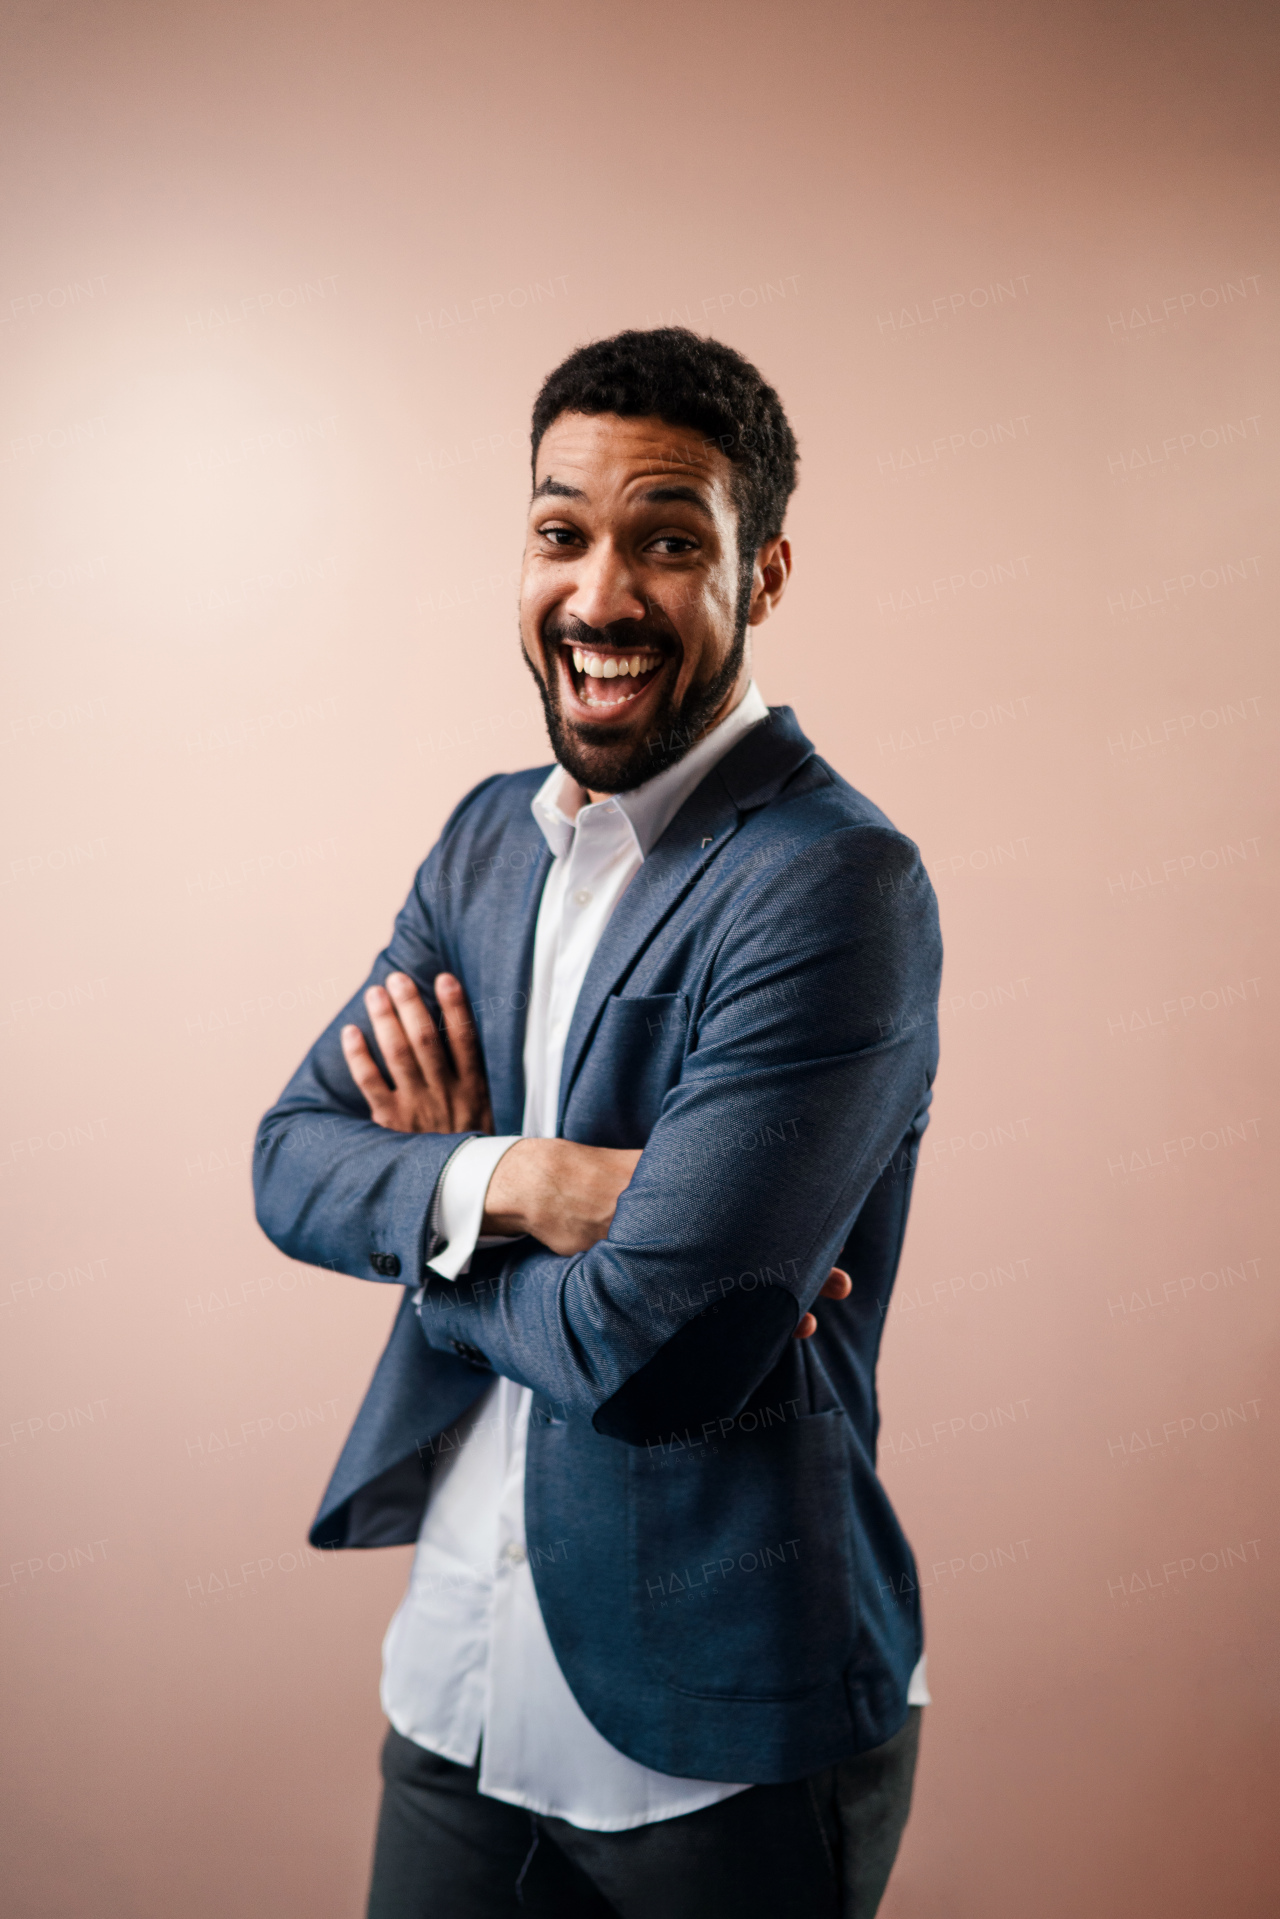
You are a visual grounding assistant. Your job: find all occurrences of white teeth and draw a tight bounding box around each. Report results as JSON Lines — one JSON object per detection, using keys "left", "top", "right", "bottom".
{"left": 576, "top": 650, "right": 662, "bottom": 683}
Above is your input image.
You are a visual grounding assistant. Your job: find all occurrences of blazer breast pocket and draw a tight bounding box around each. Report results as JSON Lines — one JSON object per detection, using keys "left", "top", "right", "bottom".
{"left": 570, "top": 993, "right": 690, "bottom": 1146}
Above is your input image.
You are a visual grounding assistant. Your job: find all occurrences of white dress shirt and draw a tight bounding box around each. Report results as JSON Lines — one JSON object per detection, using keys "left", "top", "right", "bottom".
{"left": 380, "top": 681, "right": 928, "bottom": 1831}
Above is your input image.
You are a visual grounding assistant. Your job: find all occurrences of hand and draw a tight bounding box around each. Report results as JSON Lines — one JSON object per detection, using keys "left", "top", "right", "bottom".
{"left": 483, "top": 1138, "right": 642, "bottom": 1255}
{"left": 341, "top": 972, "right": 493, "bottom": 1135}
{"left": 794, "top": 1268, "right": 851, "bottom": 1340}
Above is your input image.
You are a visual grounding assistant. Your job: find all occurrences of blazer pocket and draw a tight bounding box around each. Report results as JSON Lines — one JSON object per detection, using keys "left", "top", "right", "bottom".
{"left": 627, "top": 1407, "right": 857, "bottom": 1701}
{"left": 573, "top": 993, "right": 690, "bottom": 1146}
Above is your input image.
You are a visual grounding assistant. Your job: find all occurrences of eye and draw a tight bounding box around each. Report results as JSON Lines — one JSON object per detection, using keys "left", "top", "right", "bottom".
{"left": 539, "top": 522, "right": 582, "bottom": 547}
{"left": 648, "top": 534, "right": 698, "bottom": 556}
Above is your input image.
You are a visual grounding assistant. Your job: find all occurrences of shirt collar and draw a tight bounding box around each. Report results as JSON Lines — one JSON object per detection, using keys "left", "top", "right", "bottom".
{"left": 531, "top": 680, "right": 769, "bottom": 862}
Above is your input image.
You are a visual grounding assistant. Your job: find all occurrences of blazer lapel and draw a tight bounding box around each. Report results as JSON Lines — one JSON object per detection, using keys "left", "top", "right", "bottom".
{"left": 477, "top": 842, "right": 553, "bottom": 1135}
{"left": 554, "top": 707, "right": 816, "bottom": 1134}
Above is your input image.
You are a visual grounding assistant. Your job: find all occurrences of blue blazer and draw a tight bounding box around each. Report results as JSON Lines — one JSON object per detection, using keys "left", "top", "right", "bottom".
{"left": 254, "top": 706, "right": 941, "bottom": 1782}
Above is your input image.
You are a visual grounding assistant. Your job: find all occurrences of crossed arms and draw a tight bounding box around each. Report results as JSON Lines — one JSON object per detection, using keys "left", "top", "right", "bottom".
{"left": 341, "top": 967, "right": 850, "bottom": 1334}
{"left": 253, "top": 823, "right": 941, "bottom": 1442}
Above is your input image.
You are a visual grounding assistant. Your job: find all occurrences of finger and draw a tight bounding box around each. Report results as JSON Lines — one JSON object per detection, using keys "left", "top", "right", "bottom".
{"left": 341, "top": 1024, "right": 393, "bottom": 1114}
{"left": 793, "top": 1268, "right": 850, "bottom": 1339}
{"left": 364, "top": 983, "right": 424, "bottom": 1089}
{"left": 385, "top": 971, "right": 453, "bottom": 1085}
{"left": 434, "top": 974, "right": 487, "bottom": 1088}
{"left": 818, "top": 1266, "right": 852, "bottom": 1301}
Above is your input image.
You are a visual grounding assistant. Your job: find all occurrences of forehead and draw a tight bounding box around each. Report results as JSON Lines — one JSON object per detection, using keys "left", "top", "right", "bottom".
{"left": 533, "top": 411, "right": 735, "bottom": 501}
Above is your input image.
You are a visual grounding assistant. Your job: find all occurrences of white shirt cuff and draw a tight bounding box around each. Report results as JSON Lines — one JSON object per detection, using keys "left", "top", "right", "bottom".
{"left": 426, "top": 1135, "right": 522, "bottom": 1281}
{"left": 906, "top": 1652, "right": 931, "bottom": 1706}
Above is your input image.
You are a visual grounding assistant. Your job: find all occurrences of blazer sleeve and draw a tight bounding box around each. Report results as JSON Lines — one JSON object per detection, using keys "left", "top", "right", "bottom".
{"left": 415, "top": 824, "right": 942, "bottom": 1440}
{"left": 252, "top": 787, "right": 500, "bottom": 1289}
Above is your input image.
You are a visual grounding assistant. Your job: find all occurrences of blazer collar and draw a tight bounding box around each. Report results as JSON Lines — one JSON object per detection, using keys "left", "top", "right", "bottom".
{"left": 714, "top": 702, "right": 816, "bottom": 813}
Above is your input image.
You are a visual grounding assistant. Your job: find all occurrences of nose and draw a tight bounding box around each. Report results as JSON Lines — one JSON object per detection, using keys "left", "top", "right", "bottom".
{"left": 562, "top": 535, "right": 648, "bottom": 632}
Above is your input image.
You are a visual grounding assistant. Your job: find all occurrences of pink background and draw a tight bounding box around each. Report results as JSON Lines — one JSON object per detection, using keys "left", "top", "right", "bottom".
{"left": 2, "top": 2, "right": 1275, "bottom": 1913}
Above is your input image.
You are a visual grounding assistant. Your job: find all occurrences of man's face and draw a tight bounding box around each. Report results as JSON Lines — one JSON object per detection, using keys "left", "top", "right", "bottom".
{"left": 520, "top": 412, "right": 787, "bottom": 795}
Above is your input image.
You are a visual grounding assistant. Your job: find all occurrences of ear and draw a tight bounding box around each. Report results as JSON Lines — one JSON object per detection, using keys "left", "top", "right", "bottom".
{"left": 746, "top": 536, "right": 792, "bottom": 627}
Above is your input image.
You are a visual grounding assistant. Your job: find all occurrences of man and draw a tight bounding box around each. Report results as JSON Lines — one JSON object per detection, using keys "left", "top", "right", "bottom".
{"left": 254, "top": 327, "right": 942, "bottom": 1918}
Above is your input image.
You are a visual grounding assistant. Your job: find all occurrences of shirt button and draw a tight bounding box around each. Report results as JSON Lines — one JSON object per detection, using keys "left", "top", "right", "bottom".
{"left": 573, "top": 888, "right": 593, "bottom": 907}
{"left": 503, "top": 1541, "right": 527, "bottom": 1564}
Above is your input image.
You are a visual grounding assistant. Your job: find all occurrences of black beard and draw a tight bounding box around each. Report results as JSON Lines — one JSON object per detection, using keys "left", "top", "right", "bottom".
{"left": 525, "top": 596, "right": 751, "bottom": 795}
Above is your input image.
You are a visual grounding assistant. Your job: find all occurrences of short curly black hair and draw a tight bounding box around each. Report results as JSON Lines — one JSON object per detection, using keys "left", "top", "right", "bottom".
{"left": 530, "top": 327, "right": 799, "bottom": 563}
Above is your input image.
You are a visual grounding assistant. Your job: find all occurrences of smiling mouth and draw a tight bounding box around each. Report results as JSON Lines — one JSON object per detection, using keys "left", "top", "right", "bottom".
{"left": 556, "top": 641, "right": 669, "bottom": 712}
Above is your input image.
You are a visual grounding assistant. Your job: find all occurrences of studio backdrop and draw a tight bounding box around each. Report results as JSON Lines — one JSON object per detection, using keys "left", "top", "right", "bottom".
{"left": 2, "top": 2, "right": 1275, "bottom": 1914}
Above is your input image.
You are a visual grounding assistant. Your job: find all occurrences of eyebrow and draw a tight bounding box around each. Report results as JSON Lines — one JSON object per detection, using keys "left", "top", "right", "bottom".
{"left": 639, "top": 484, "right": 714, "bottom": 522}
{"left": 531, "top": 476, "right": 716, "bottom": 523}
{"left": 532, "top": 477, "right": 585, "bottom": 501}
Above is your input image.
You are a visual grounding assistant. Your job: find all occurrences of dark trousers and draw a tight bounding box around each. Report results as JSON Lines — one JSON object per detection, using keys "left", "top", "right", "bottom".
{"left": 368, "top": 1710, "right": 921, "bottom": 1919}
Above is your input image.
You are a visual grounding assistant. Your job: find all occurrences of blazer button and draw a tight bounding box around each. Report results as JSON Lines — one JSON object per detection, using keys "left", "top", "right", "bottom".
{"left": 371, "top": 1252, "right": 401, "bottom": 1277}
{"left": 450, "top": 1338, "right": 489, "bottom": 1368}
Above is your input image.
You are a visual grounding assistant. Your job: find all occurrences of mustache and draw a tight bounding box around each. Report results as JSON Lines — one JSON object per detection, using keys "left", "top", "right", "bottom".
{"left": 542, "top": 611, "right": 678, "bottom": 657}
